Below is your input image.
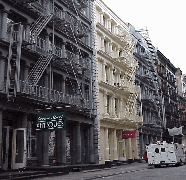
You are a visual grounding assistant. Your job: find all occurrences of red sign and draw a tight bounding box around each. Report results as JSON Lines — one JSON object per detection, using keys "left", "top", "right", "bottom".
{"left": 122, "top": 130, "right": 136, "bottom": 139}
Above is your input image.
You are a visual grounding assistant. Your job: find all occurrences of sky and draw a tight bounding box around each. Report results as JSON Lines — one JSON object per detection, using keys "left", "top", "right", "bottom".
{"left": 104, "top": 0, "right": 186, "bottom": 75}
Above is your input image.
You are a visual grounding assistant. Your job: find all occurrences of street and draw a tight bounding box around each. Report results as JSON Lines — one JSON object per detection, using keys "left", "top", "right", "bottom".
{"left": 33, "top": 163, "right": 186, "bottom": 180}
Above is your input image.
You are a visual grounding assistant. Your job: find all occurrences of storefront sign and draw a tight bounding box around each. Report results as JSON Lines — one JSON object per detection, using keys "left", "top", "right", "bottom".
{"left": 122, "top": 130, "right": 136, "bottom": 139}
{"left": 36, "top": 112, "right": 66, "bottom": 131}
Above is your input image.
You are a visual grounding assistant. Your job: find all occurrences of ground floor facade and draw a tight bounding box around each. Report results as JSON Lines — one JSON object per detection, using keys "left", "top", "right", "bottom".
{"left": 0, "top": 105, "right": 98, "bottom": 170}
{"left": 138, "top": 126, "right": 162, "bottom": 158}
{"left": 98, "top": 119, "right": 139, "bottom": 164}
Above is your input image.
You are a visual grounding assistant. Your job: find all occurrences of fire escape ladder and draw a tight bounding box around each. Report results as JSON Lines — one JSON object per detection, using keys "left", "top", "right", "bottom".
{"left": 126, "top": 93, "right": 136, "bottom": 115}
{"left": 27, "top": 54, "right": 53, "bottom": 85}
{"left": 6, "top": 25, "right": 14, "bottom": 97}
{"left": 6, "top": 23, "right": 23, "bottom": 98}
{"left": 58, "top": 1, "right": 89, "bottom": 106}
{"left": 140, "top": 29, "right": 165, "bottom": 128}
{"left": 30, "top": 13, "right": 53, "bottom": 38}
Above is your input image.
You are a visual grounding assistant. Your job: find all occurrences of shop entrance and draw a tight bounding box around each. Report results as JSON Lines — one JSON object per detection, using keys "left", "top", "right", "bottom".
{"left": 2, "top": 126, "right": 13, "bottom": 170}
{"left": 12, "top": 128, "right": 27, "bottom": 169}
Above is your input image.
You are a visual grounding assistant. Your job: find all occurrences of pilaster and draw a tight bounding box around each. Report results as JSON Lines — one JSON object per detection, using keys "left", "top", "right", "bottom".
{"left": 113, "top": 129, "right": 117, "bottom": 160}
{"left": 104, "top": 128, "right": 109, "bottom": 160}
{"left": 89, "top": 125, "right": 94, "bottom": 163}
{"left": 76, "top": 122, "right": 81, "bottom": 163}
{"left": 128, "top": 138, "right": 132, "bottom": 160}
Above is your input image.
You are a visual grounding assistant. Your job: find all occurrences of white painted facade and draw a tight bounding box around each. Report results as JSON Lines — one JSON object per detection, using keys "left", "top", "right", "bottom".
{"left": 94, "top": 0, "right": 142, "bottom": 164}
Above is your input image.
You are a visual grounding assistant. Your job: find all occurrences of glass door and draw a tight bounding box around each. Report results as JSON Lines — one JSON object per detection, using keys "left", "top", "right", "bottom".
{"left": 12, "top": 128, "right": 27, "bottom": 169}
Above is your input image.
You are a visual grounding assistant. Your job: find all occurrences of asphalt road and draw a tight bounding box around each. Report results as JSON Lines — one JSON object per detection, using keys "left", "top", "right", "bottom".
{"left": 34, "top": 163, "right": 186, "bottom": 180}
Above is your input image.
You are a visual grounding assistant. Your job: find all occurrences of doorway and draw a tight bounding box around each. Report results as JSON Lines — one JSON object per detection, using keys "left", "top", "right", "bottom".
{"left": 2, "top": 126, "right": 13, "bottom": 170}
{"left": 12, "top": 128, "right": 27, "bottom": 169}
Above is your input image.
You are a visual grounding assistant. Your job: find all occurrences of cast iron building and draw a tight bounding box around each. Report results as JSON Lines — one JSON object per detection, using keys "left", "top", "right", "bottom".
{"left": 175, "top": 69, "right": 185, "bottom": 145}
{"left": 130, "top": 26, "right": 164, "bottom": 158}
{"left": 157, "top": 50, "right": 181, "bottom": 143}
{"left": 95, "top": 0, "right": 142, "bottom": 164}
{"left": 0, "top": 0, "right": 98, "bottom": 170}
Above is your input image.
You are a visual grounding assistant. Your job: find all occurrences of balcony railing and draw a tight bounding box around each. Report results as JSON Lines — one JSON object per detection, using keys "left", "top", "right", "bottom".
{"left": 125, "top": 110, "right": 142, "bottom": 123}
{"left": 6, "top": 30, "right": 63, "bottom": 58}
{"left": 19, "top": 81, "right": 90, "bottom": 109}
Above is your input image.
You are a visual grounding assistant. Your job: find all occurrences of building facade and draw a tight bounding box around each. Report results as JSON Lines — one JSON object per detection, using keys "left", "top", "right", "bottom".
{"left": 157, "top": 50, "right": 181, "bottom": 143}
{"left": 175, "top": 69, "right": 186, "bottom": 146}
{"left": 95, "top": 0, "right": 142, "bottom": 164}
{"left": 130, "top": 26, "right": 164, "bottom": 158}
{"left": 0, "top": 0, "right": 98, "bottom": 170}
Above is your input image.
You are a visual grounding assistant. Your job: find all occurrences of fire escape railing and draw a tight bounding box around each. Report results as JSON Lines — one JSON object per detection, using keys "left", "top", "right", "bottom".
{"left": 19, "top": 80, "right": 90, "bottom": 109}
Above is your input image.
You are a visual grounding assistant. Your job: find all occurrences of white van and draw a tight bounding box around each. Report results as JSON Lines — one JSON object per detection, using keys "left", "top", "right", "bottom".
{"left": 146, "top": 141, "right": 185, "bottom": 167}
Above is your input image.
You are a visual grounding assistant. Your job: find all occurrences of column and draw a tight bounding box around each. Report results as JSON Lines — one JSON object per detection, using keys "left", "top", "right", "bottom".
{"left": 76, "top": 122, "right": 81, "bottom": 164}
{"left": 105, "top": 128, "right": 109, "bottom": 160}
{"left": 56, "top": 130, "right": 66, "bottom": 165}
{"left": 89, "top": 125, "right": 94, "bottom": 163}
{"left": 42, "top": 131, "right": 49, "bottom": 165}
{"left": 100, "top": 13, "right": 103, "bottom": 24}
{"left": 140, "top": 133, "right": 144, "bottom": 158}
{"left": 0, "top": 58, "right": 5, "bottom": 91}
{"left": 113, "top": 129, "right": 118, "bottom": 160}
{"left": 108, "top": 19, "right": 111, "bottom": 31}
{"left": 61, "top": 130, "right": 66, "bottom": 164}
{"left": 37, "top": 131, "right": 43, "bottom": 165}
{"left": 119, "top": 99, "right": 123, "bottom": 118}
{"left": 128, "top": 138, "right": 132, "bottom": 160}
{"left": 102, "top": 62, "right": 106, "bottom": 82}
{"left": 0, "top": 110, "right": 2, "bottom": 169}
{"left": 1, "top": 11, "right": 8, "bottom": 39}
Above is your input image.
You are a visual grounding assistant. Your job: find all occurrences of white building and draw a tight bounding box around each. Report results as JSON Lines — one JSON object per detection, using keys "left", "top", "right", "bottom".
{"left": 94, "top": 0, "right": 142, "bottom": 164}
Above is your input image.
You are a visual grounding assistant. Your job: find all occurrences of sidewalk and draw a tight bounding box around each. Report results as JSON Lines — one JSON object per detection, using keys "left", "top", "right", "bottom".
{"left": 36, "top": 161, "right": 149, "bottom": 180}
{"left": 0, "top": 160, "right": 148, "bottom": 180}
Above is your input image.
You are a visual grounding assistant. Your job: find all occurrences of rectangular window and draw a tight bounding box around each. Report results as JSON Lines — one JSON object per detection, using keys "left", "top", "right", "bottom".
{"left": 115, "top": 98, "right": 118, "bottom": 116}
{"left": 27, "top": 121, "right": 37, "bottom": 158}
{"left": 103, "top": 16, "right": 106, "bottom": 27}
{"left": 105, "top": 66, "right": 109, "bottom": 82}
{"left": 104, "top": 40, "right": 107, "bottom": 52}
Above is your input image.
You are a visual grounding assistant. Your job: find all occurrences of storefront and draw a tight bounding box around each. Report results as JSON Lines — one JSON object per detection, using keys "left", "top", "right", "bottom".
{"left": 0, "top": 109, "right": 96, "bottom": 170}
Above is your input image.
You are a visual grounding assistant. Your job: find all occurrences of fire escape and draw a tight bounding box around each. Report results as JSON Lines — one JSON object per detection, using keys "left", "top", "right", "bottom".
{"left": 5, "top": 0, "right": 92, "bottom": 111}
{"left": 139, "top": 29, "right": 165, "bottom": 129}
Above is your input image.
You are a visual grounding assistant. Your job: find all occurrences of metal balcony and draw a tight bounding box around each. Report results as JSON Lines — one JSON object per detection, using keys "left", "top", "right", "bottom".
{"left": 18, "top": 80, "right": 91, "bottom": 109}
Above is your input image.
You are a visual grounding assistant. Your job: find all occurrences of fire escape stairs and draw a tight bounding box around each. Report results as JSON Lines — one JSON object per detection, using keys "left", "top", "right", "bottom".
{"left": 26, "top": 12, "right": 54, "bottom": 85}
{"left": 27, "top": 54, "right": 53, "bottom": 85}
{"left": 30, "top": 13, "right": 53, "bottom": 40}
